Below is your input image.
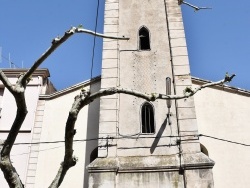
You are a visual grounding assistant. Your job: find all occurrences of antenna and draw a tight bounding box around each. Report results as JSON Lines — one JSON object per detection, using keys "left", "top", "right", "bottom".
{"left": 9, "top": 53, "right": 11, "bottom": 68}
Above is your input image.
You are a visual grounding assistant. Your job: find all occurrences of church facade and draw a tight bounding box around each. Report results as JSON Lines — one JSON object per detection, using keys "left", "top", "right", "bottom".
{"left": 1, "top": 0, "right": 250, "bottom": 188}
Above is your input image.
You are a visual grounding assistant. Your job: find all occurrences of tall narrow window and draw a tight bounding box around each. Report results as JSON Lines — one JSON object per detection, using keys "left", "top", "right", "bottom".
{"left": 139, "top": 26, "right": 150, "bottom": 50}
{"left": 141, "top": 102, "right": 155, "bottom": 133}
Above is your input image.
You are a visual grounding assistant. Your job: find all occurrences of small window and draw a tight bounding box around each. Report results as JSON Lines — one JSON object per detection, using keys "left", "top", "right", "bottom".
{"left": 139, "top": 26, "right": 150, "bottom": 50}
{"left": 141, "top": 102, "right": 155, "bottom": 133}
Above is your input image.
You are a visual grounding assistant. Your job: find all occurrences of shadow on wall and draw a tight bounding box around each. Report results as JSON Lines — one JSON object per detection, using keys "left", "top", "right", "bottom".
{"left": 150, "top": 117, "right": 168, "bottom": 154}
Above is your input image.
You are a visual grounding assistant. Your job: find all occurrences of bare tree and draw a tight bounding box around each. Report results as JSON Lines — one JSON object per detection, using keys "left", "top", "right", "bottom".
{"left": 0, "top": 26, "right": 235, "bottom": 188}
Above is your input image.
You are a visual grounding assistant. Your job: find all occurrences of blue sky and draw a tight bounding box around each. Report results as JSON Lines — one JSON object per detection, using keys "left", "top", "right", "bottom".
{"left": 0, "top": 1, "right": 250, "bottom": 90}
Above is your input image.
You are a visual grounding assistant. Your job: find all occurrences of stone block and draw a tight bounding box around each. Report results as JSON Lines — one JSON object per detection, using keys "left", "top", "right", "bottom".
{"left": 99, "top": 109, "right": 117, "bottom": 122}
{"left": 175, "top": 75, "right": 192, "bottom": 85}
{"left": 102, "top": 49, "right": 118, "bottom": 59}
{"left": 177, "top": 107, "right": 196, "bottom": 119}
{"left": 26, "top": 177, "right": 36, "bottom": 184}
{"left": 181, "top": 141, "right": 200, "bottom": 153}
{"left": 105, "top": 2, "right": 119, "bottom": 10}
{"left": 167, "top": 6, "right": 182, "bottom": 14}
{"left": 104, "top": 24, "right": 118, "bottom": 33}
{"left": 102, "top": 58, "right": 118, "bottom": 68}
{"left": 34, "top": 115, "right": 43, "bottom": 122}
{"left": 169, "top": 21, "right": 184, "bottom": 30}
{"left": 28, "top": 157, "right": 38, "bottom": 164}
{"left": 28, "top": 164, "right": 37, "bottom": 170}
{"left": 172, "top": 55, "right": 189, "bottom": 66}
{"left": 103, "top": 41, "right": 118, "bottom": 50}
{"left": 102, "top": 68, "right": 118, "bottom": 78}
{"left": 89, "top": 172, "right": 116, "bottom": 188}
{"left": 35, "top": 110, "right": 44, "bottom": 116}
{"left": 176, "top": 97, "right": 195, "bottom": 108}
{"left": 171, "top": 38, "right": 187, "bottom": 48}
{"left": 178, "top": 119, "right": 198, "bottom": 132}
{"left": 101, "top": 77, "right": 118, "bottom": 88}
{"left": 166, "top": 0, "right": 179, "bottom": 7}
{"left": 100, "top": 98, "right": 117, "bottom": 110}
{"left": 26, "top": 170, "right": 36, "bottom": 177}
{"left": 173, "top": 65, "right": 190, "bottom": 75}
{"left": 172, "top": 47, "right": 188, "bottom": 56}
{"left": 168, "top": 14, "right": 183, "bottom": 22}
{"left": 30, "top": 145, "right": 40, "bottom": 152}
{"left": 29, "top": 151, "right": 39, "bottom": 158}
{"left": 99, "top": 121, "right": 117, "bottom": 134}
{"left": 32, "top": 127, "right": 42, "bottom": 134}
{"left": 105, "top": 9, "right": 119, "bottom": 18}
{"left": 32, "top": 133, "right": 41, "bottom": 140}
{"left": 169, "top": 29, "right": 186, "bottom": 38}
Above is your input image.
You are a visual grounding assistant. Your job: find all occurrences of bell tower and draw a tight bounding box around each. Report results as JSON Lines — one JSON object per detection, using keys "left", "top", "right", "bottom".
{"left": 88, "top": 0, "right": 214, "bottom": 187}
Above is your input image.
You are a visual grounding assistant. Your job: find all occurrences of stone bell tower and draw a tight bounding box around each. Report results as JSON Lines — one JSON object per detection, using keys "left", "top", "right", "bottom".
{"left": 88, "top": 0, "right": 214, "bottom": 187}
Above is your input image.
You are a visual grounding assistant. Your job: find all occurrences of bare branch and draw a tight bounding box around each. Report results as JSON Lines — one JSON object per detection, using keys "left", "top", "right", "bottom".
{"left": 82, "top": 74, "right": 236, "bottom": 104}
{"left": 49, "top": 90, "right": 89, "bottom": 188}
{"left": 50, "top": 74, "right": 235, "bottom": 187}
{"left": 0, "top": 72, "right": 28, "bottom": 187}
{"left": 22, "top": 26, "right": 129, "bottom": 84}
{"left": 0, "top": 26, "right": 129, "bottom": 188}
{"left": 0, "top": 92, "right": 27, "bottom": 188}
{"left": 75, "top": 27, "right": 129, "bottom": 40}
{"left": 178, "top": 0, "right": 212, "bottom": 11}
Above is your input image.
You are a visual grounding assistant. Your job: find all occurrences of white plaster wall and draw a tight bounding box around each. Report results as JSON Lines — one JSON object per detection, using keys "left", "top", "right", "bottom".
{"left": 35, "top": 82, "right": 100, "bottom": 188}
{"left": 0, "top": 133, "right": 31, "bottom": 188}
{"left": 0, "top": 77, "right": 42, "bottom": 187}
{"left": 0, "top": 77, "right": 42, "bottom": 130}
{"left": 193, "top": 84, "right": 250, "bottom": 188}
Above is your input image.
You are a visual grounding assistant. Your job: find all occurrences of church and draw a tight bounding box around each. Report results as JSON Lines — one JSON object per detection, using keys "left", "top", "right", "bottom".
{"left": 1, "top": 0, "right": 250, "bottom": 187}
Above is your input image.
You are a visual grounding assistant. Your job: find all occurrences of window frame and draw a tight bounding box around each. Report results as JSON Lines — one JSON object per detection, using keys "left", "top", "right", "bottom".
{"left": 140, "top": 102, "right": 155, "bottom": 134}
{"left": 138, "top": 26, "right": 151, "bottom": 51}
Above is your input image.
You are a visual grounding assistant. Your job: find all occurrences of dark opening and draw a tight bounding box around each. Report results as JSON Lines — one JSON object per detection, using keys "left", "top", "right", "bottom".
{"left": 90, "top": 147, "right": 98, "bottom": 163}
{"left": 139, "top": 27, "right": 150, "bottom": 50}
{"left": 200, "top": 143, "right": 209, "bottom": 156}
{"left": 141, "top": 102, "right": 155, "bottom": 133}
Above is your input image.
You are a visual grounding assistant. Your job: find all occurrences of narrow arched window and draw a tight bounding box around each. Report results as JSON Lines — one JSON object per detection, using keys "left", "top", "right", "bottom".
{"left": 141, "top": 102, "right": 155, "bottom": 133}
{"left": 139, "top": 27, "right": 150, "bottom": 50}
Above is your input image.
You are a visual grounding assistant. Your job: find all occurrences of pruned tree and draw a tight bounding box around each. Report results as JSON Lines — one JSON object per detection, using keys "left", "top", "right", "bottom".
{"left": 0, "top": 25, "right": 235, "bottom": 188}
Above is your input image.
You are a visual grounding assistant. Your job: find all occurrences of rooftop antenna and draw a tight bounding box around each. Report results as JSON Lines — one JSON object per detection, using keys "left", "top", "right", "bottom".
{"left": 22, "top": 60, "right": 24, "bottom": 68}
{"left": 9, "top": 53, "right": 11, "bottom": 68}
